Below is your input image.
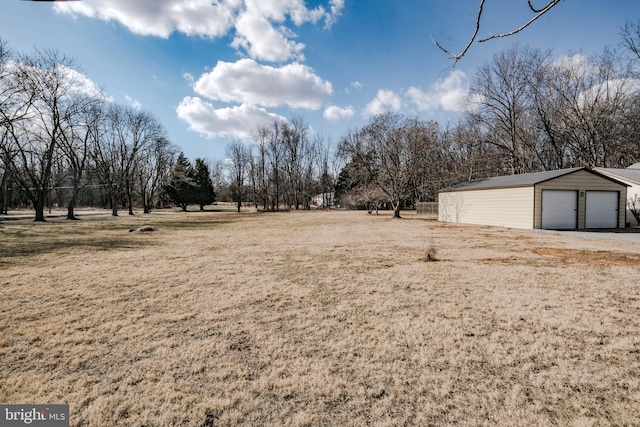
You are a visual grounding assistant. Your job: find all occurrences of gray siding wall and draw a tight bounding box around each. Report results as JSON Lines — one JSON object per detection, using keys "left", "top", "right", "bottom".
{"left": 439, "top": 186, "right": 534, "bottom": 229}
{"left": 533, "top": 170, "right": 627, "bottom": 229}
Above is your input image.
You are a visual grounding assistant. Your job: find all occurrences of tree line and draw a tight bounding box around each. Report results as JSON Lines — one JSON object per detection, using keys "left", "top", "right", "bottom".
{"left": 0, "top": 39, "right": 190, "bottom": 220}
{"left": 3, "top": 21, "right": 640, "bottom": 220}
{"left": 337, "top": 24, "right": 640, "bottom": 217}
{"left": 0, "top": 37, "right": 341, "bottom": 219}
{"left": 221, "top": 117, "right": 339, "bottom": 212}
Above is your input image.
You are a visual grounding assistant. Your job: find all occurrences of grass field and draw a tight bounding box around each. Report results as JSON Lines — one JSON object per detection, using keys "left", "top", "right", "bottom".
{"left": 1, "top": 208, "right": 640, "bottom": 426}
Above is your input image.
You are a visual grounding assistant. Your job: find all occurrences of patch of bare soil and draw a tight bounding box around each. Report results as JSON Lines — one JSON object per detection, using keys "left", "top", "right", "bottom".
{"left": 533, "top": 247, "right": 640, "bottom": 266}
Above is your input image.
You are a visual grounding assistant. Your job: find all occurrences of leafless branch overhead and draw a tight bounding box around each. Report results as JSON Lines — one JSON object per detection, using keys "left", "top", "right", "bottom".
{"left": 434, "top": 0, "right": 562, "bottom": 66}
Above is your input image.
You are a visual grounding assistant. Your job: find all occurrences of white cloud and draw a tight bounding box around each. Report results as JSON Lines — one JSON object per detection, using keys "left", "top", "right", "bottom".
{"left": 406, "top": 70, "right": 469, "bottom": 112}
{"left": 363, "top": 89, "right": 402, "bottom": 116}
{"left": 243, "top": 0, "right": 326, "bottom": 26}
{"left": 183, "top": 72, "right": 195, "bottom": 86}
{"left": 54, "top": 0, "right": 238, "bottom": 38}
{"left": 192, "top": 59, "right": 332, "bottom": 109}
{"left": 231, "top": 11, "right": 305, "bottom": 62}
{"left": 176, "top": 96, "right": 286, "bottom": 139}
{"left": 550, "top": 54, "right": 640, "bottom": 108}
{"left": 324, "top": 105, "right": 354, "bottom": 121}
{"left": 551, "top": 53, "right": 593, "bottom": 74}
{"left": 124, "top": 94, "right": 142, "bottom": 110}
{"left": 351, "top": 81, "right": 362, "bottom": 89}
{"left": 54, "top": 0, "right": 344, "bottom": 62}
{"left": 325, "top": 0, "right": 344, "bottom": 27}
{"left": 5, "top": 61, "right": 111, "bottom": 102}
{"left": 59, "top": 66, "right": 112, "bottom": 102}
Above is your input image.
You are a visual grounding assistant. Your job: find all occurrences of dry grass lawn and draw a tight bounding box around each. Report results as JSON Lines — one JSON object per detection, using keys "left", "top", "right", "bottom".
{"left": 1, "top": 208, "right": 640, "bottom": 426}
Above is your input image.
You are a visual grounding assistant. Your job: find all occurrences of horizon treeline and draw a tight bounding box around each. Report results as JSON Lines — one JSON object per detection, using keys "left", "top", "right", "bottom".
{"left": 3, "top": 22, "right": 640, "bottom": 218}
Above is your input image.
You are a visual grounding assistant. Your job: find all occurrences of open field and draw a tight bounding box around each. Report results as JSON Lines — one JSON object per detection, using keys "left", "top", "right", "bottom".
{"left": 1, "top": 208, "right": 640, "bottom": 426}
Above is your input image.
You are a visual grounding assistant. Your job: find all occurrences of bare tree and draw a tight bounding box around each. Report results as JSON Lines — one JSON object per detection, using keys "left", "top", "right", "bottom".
{"left": 249, "top": 126, "right": 271, "bottom": 210}
{"left": 318, "top": 138, "right": 341, "bottom": 208}
{"left": 137, "top": 136, "right": 176, "bottom": 213}
{"left": 209, "top": 158, "right": 226, "bottom": 205}
{"left": 58, "top": 96, "right": 105, "bottom": 219}
{"left": 120, "top": 107, "right": 166, "bottom": 215}
{"left": 267, "top": 120, "right": 285, "bottom": 210}
{"left": 548, "top": 49, "right": 635, "bottom": 167}
{"left": 339, "top": 113, "right": 412, "bottom": 218}
{"left": 0, "top": 38, "right": 13, "bottom": 215}
{"left": 90, "top": 104, "right": 123, "bottom": 216}
{"left": 226, "top": 140, "right": 251, "bottom": 213}
{"left": 0, "top": 49, "right": 86, "bottom": 221}
{"left": 91, "top": 104, "right": 165, "bottom": 216}
{"left": 628, "top": 194, "right": 640, "bottom": 225}
{"left": 469, "top": 44, "right": 542, "bottom": 174}
{"left": 281, "top": 117, "right": 316, "bottom": 210}
{"left": 622, "top": 20, "right": 640, "bottom": 62}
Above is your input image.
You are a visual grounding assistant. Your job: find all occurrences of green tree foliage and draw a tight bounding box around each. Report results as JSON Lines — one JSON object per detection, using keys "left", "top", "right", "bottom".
{"left": 193, "top": 158, "right": 216, "bottom": 210}
{"left": 164, "top": 153, "right": 197, "bottom": 211}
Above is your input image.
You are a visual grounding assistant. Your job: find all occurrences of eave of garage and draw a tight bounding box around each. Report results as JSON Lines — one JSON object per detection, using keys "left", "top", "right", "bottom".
{"left": 439, "top": 167, "right": 629, "bottom": 194}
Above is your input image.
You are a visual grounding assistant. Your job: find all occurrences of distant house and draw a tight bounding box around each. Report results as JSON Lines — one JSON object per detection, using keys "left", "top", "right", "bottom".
{"left": 311, "top": 192, "right": 335, "bottom": 208}
{"left": 438, "top": 167, "right": 628, "bottom": 230}
{"left": 595, "top": 163, "right": 640, "bottom": 226}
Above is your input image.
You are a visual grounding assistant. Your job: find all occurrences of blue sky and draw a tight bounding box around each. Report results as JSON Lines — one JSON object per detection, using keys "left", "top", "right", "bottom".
{"left": 1, "top": 0, "right": 638, "bottom": 160}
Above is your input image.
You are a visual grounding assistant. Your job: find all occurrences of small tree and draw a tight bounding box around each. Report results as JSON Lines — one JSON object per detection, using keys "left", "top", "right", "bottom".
{"left": 193, "top": 158, "right": 215, "bottom": 210}
{"left": 164, "top": 152, "right": 196, "bottom": 211}
{"left": 628, "top": 195, "right": 640, "bottom": 226}
{"left": 226, "top": 141, "right": 251, "bottom": 213}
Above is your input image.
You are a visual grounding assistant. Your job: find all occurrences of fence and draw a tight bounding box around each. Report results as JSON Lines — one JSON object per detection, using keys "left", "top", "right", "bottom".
{"left": 416, "top": 202, "right": 438, "bottom": 216}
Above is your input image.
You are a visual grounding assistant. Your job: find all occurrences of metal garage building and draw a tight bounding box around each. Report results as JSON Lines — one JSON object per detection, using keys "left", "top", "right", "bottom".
{"left": 438, "top": 167, "right": 628, "bottom": 230}
{"left": 595, "top": 164, "right": 640, "bottom": 226}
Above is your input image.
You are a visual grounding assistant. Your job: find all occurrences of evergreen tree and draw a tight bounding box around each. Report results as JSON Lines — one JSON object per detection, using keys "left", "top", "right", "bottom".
{"left": 193, "top": 158, "right": 216, "bottom": 210}
{"left": 164, "top": 152, "right": 196, "bottom": 211}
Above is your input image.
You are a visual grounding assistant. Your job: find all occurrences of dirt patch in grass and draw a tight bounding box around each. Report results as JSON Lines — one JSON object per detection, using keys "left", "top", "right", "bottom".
{"left": 2, "top": 210, "right": 640, "bottom": 426}
{"left": 533, "top": 247, "right": 640, "bottom": 267}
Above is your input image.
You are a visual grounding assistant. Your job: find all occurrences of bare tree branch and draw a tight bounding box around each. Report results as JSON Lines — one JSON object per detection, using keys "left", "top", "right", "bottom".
{"left": 434, "top": 0, "right": 562, "bottom": 66}
{"left": 434, "top": 0, "right": 486, "bottom": 66}
{"left": 479, "top": 0, "right": 562, "bottom": 42}
{"left": 621, "top": 20, "right": 640, "bottom": 61}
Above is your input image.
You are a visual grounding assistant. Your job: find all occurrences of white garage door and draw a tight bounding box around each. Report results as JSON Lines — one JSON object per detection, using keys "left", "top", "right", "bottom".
{"left": 541, "top": 190, "right": 578, "bottom": 229}
{"left": 585, "top": 191, "right": 619, "bottom": 228}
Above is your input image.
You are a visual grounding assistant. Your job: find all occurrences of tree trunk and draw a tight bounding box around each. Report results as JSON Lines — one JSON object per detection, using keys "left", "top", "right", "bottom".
{"left": 0, "top": 172, "right": 7, "bottom": 215}
{"left": 127, "top": 186, "right": 134, "bottom": 215}
{"left": 111, "top": 194, "right": 119, "bottom": 216}
{"left": 237, "top": 200, "right": 241, "bottom": 212}
{"left": 393, "top": 202, "right": 402, "bottom": 219}
{"left": 34, "top": 198, "right": 46, "bottom": 222}
{"left": 67, "top": 183, "right": 80, "bottom": 220}
{"left": 66, "top": 204, "right": 78, "bottom": 220}
{"left": 141, "top": 187, "right": 150, "bottom": 214}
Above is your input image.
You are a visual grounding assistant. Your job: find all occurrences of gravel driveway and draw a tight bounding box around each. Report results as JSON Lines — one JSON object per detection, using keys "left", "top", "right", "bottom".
{"left": 533, "top": 228, "right": 640, "bottom": 244}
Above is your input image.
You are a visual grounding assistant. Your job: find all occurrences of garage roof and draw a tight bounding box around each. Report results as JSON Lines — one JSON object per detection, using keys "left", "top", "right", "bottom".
{"left": 440, "top": 167, "right": 628, "bottom": 192}
{"left": 597, "top": 167, "right": 640, "bottom": 185}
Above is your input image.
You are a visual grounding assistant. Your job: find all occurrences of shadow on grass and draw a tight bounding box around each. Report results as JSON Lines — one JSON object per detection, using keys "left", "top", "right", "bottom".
{"left": 0, "top": 212, "right": 245, "bottom": 265}
{"left": 158, "top": 218, "right": 238, "bottom": 231}
{"left": 0, "top": 217, "right": 156, "bottom": 266}
{"left": 0, "top": 233, "right": 159, "bottom": 266}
